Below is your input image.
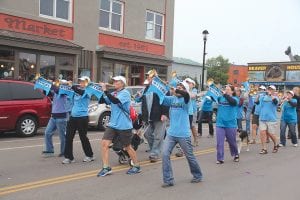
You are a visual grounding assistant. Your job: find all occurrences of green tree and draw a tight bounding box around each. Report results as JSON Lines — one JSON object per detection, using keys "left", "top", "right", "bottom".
{"left": 206, "top": 55, "right": 230, "bottom": 85}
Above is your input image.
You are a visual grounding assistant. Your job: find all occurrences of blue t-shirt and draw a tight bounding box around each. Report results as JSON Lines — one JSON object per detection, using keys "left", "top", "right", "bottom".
{"left": 254, "top": 93, "right": 265, "bottom": 115}
{"left": 259, "top": 95, "right": 279, "bottom": 122}
{"left": 163, "top": 96, "right": 191, "bottom": 137}
{"left": 106, "top": 89, "right": 133, "bottom": 130}
{"left": 216, "top": 95, "right": 238, "bottom": 128}
{"left": 71, "top": 93, "right": 90, "bottom": 117}
{"left": 201, "top": 96, "right": 213, "bottom": 112}
{"left": 281, "top": 99, "right": 297, "bottom": 123}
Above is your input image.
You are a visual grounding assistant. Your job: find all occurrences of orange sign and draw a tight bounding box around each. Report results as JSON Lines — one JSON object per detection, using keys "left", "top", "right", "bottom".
{"left": 0, "top": 13, "right": 73, "bottom": 40}
{"left": 99, "top": 33, "right": 165, "bottom": 56}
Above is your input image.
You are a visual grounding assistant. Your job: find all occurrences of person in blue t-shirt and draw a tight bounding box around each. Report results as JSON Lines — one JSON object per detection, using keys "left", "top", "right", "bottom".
{"left": 256, "top": 85, "right": 279, "bottom": 154}
{"left": 97, "top": 76, "right": 140, "bottom": 177}
{"left": 160, "top": 81, "right": 203, "bottom": 187}
{"left": 63, "top": 76, "right": 94, "bottom": 164}
{"left": 250, "top": 85, "right": 266, "bottom": 144}
{"left": 216, "top": 85, "right": 239, "bottom": 164}
{"left": 185, "top": 78, "right": 199, "bottom": 146}
{"left": 198, "top": 95, "right": 214, "bottom": 137}
{"left": 279, "top": 91, "right": 298, "bottom": 147}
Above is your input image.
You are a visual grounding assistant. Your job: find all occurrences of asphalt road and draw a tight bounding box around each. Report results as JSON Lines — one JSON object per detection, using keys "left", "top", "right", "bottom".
{"left": 0, "top": 124, "right": 300, "bottom": 200}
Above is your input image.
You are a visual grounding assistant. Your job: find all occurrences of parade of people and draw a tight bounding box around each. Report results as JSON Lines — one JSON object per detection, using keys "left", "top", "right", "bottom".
{"left": 1, "top": 1, "right": 300, "bottom": 199}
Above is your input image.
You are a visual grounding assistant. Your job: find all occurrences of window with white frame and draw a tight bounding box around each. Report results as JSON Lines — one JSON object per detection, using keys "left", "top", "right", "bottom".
{"left": 145, "top": 11, "right": 164, "bottom": 41}
{"left": 99, "top": 0, "right": 123, "bottom": 33}
{"left": 40, "top": 0, "right": 72, "bottom": 22}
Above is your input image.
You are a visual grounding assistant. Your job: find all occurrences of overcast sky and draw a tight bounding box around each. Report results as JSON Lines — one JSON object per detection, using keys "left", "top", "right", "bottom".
{"left": 173, "top": 0, "right": 300, "bottom": 65}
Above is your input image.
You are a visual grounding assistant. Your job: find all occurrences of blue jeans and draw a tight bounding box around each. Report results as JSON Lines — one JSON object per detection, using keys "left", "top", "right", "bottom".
{"left": 44, "top": 117, "right": 67, "bottom": 154}
{"left": 144, "top": 121, "right": 166, "bottom": 158}
{"left": 162, "top": 135, "right": 203, "bottom": 184}
{"left": 280, "top": 121, "right": 297, "bottom": 145}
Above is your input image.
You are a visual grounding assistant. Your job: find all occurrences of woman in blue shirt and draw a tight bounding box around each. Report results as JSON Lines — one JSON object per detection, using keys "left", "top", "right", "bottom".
{"left": 216, "top": 85, "right": 239, "bottom": 164}
{"left": 62, "top": 76, "right": 94, "bottom": 164}
{"left": 279, "top": 91, "right": 298, "bottom": 147}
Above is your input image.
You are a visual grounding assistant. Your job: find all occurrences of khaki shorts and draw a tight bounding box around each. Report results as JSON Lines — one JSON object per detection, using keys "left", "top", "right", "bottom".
{"left": 259, "top": 121, "right": 277, "bottom": 134}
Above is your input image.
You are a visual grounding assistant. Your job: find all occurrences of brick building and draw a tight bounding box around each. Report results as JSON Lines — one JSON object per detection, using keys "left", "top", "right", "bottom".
{"left": 0, "top": 0, "right": 174, "bottom": 84}
{"left": 227, "top": 64, "right": 248, "bottom": 86}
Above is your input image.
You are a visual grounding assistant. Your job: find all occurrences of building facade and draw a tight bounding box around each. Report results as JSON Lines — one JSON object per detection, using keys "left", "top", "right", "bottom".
{"left": 0, "top": 0, "right": 174, "bottom": 84}
{"left": 169, "top": 57, "right": 204, "bottom": 90}
{"left": 248, "top": 61, "right": 300, "bottom": 90}
{"left": 227, "top": 64, "right": 248, "bottom": 86}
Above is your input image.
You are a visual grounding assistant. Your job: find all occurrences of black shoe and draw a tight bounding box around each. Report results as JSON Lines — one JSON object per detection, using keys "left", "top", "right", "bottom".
{"left": 161, "top": 182, "right": 174, "bottom": 188}
{"left": 233, "top": 155, "right": 239, "bottom": 162}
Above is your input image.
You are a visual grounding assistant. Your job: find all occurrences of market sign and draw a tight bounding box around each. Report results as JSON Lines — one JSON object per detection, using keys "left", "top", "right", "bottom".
{"left": 0, "top": 13, "right": 73, "bottom": 40}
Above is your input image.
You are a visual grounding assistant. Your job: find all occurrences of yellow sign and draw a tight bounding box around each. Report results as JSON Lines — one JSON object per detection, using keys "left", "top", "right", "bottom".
{"left": 286, "top": 65, "right": 300, "bottom": 70}
{"left": 248, "top": 66, "right": 267, "bottom": 71}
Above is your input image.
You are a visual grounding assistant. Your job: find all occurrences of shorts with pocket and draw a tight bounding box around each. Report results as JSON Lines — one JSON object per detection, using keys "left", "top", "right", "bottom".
{"left": 259, "top": 121, "right": 277, "bottom": 134}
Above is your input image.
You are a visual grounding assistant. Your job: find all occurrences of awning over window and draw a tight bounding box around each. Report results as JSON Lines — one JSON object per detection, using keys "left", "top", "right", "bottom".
{"left": 97, "top": 46, "right": 172, "bottom": 66}
{"left": 0, "top": 30, "right": 82, "bottom": 55}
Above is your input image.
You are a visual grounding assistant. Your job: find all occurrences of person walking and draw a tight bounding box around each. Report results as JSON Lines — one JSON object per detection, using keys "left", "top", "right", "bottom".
{"left": 292, "top": 87, "right": 300, "bottom": 139}
{"left": 216, "top": 85, "right": 239, "bottom": 164}
{"left": 136, "top": 72, "right": 169, "bottom": 162}
{"left": 97, "top": 76, "right": 141, "bottom": 176}
{"left": 249, "top": 85, "right": 266, "bottom": 144}
{"left": 42, "top": 80, "right": 68, "bottom": 157}
{"left": 256, "top": 85, "right": 279, "bottom": 154}
{"left": 198, "top": 95, "right": 214, "bottom": 137}
{"left": 279, "top": 91, "right": 298, "bottom": 147}
{"left": 161, "top": 81, "right": 203, "bottom": 187}
{"left": 185, "top": 78, "right": 199, "bottom": 146}
{"left": 62, "top": 76, "right": 94, "bottom": 164}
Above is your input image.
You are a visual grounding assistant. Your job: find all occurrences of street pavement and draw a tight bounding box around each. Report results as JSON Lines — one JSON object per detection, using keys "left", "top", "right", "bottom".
{"left": 0, "top": 123, "right": 300, "bottom": 200}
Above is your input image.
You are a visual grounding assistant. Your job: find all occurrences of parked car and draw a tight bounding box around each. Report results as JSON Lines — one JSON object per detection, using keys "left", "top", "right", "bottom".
{"left": 88, "top": 86, "right": 144, "bottom": 130}
{"left": 0, "top": 80, "right": 52, "bottom": 136}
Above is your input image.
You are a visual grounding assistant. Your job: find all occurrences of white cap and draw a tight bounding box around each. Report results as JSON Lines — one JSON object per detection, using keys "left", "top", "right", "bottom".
{"left": 78, "top": 76, "right": 90, "bottom": 83}
{"left": 143, "top": 79, "right": 150, "bottom": 85}
{"left": 205, "top": 96, "right": 212, "bottom": 100}
{"left": 179, "top": 81, "right": 190, "bottom": 91}
{"left": 60, "top": 79, "right": 68, "bottom": 84}
{"left": 184, "top": 78, "right": 195, "bottom": 85}
{"left": 287, "top": 90, "right": 294, "bottom": 96}
{"left": 112, "top": 76, "right": 127, "bottom": 85}
{"left": 268, "top": 85, "right": 276, "bottom": 90}
{"left": 259, "top": 85, "right": 266, "bottom": 90}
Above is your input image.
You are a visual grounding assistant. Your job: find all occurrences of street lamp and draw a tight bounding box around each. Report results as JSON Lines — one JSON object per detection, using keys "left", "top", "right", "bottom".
{"left": 201, "top": 30, "right": 209, "bottom": 91}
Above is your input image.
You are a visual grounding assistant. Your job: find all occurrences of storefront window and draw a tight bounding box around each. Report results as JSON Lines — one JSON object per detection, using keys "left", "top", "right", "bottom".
{"left": 0, "top": 61, "right": 14, "bottom": 79}
{"left": 145, "top": 66, "right": 167, "bottom": 81}
{"left": 114, "top": 63, "right": 128, "bottom": 77}
{"left": 19, "top": 52, "right": 37, "bottom": 81}
{"left": 60, "top": 70, "right": 73, "bottom": 81}
{"left": 101, "top": 61, "right": 113, "bottom": 83}
{"left": 57, "top": 56, "right": 74, "bottom": 66}
{"left": 40, "top": 55, "right": 55, "bottom": 80}
{"left": 0, "top": 49, "right": 14, "bottom": 61}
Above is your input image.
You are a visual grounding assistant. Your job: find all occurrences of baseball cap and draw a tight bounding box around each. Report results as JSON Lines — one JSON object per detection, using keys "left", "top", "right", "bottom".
{"left": 259, "top": 85, "right": 266, "bottom": 90}
{"left": 112, "top": 76, "right": 127, "bottom": 85}
{"left": 143, "top": 79, "right": 150, "bottom": 85}
{"left": 287, "top": 90, "right": 294, "bottom": 96}
{"left": 185, "top": 78, "right": 196, "bottom": 85}
{"left": 60, "top": 79, "right": 68, "bottom": 84}
{"left": 178, "top": 81, "right": 190, "bottom": 91}
{"left": 78, "top": 76, "right": 90, "bottom": 83}
{"left": 268, "top": 85, "right": 276, "bottom": 90}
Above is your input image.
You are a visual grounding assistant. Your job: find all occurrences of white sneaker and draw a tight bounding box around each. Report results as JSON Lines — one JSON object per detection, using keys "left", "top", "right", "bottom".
{"left": 293, "top": 144, "right": 298, "bottom": 147}
{"left": 83, "top": 156, "right": 95, "bottom": 162}
{"left": 278, "top": 144, "right": 284, "bottom": 147}
{"left": 62, "top": 158, "right": 75, "bottom": 164}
